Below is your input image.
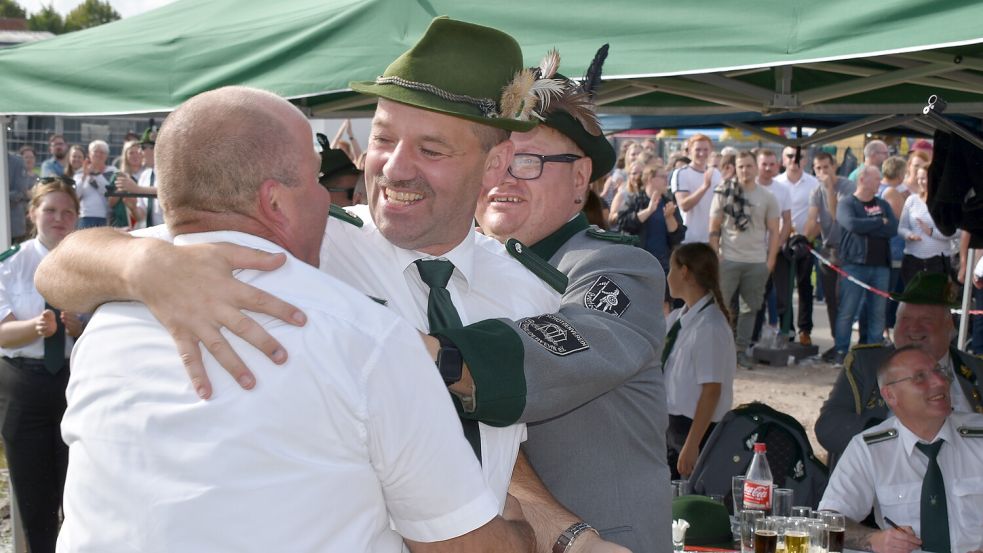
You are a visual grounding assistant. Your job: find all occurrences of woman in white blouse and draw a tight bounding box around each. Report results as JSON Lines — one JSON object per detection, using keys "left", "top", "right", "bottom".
{"left": 898, "top": 166, "right": 958, "bottom": 283}
{"left": 0, "top": 178, "right": 82, "bottom": 553}
{"left": 663, "top": 242, "right": 736, "bottom": 479}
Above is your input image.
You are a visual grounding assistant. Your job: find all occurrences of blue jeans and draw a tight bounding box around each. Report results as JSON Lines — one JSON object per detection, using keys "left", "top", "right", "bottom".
{"left": 835, "top": 264, "right": 890, "bottom": 353}
{"left": 77, "top": 216, "right": 107, "bottom": 229}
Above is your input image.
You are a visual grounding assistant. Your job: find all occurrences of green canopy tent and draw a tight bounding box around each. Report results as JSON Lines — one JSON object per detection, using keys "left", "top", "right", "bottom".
{"left": 3, "top": 0, "right": 983, "bottom": 245}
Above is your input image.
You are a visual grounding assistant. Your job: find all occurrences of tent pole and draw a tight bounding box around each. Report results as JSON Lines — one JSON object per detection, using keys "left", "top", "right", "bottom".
{"left": 1, "top": 115, "right": 11, "bottom": 250}
{"left": 960, "top": 249, "right": 975, "bottom": 350}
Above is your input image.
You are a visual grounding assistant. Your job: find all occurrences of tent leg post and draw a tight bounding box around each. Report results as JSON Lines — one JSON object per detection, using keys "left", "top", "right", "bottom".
{"left": 959, "top": 248, "right": 975, "bottom": 351}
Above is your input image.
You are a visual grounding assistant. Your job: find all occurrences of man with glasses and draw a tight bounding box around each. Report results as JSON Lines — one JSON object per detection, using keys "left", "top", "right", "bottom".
{"left": 818, "top": 345, "right": 983, "bottom": 553}
{"left": 40, "top": 134, "right": 68, "bottom": 178}
{"left": 816, "top": 272, "right": 983, "bottom": 467}
{"left": 709, "top": 151, "right": 781, "bottom": 368}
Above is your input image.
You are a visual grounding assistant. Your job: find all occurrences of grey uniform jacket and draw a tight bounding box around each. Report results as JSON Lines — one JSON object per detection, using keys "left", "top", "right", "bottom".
{"left": 439, "top": 213, "right": 670, "bottom": 552}
{"left": 815, "top": 344, "right": 983, "bottom": 465}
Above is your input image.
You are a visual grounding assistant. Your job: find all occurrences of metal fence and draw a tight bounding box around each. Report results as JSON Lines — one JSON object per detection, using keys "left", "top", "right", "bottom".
{"left": 6, "top": 114, "right": 160, "bottom": 160}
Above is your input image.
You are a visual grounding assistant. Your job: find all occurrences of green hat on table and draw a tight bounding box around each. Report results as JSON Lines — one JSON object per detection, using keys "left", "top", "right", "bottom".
{"left": 671, "top": 495, "right": 734, "bottom": 548}
{"left": 890, "top": 272, "right": 960, "bottom": 307}
{"left": 541, "top": 44, "right": 616, "bottom": 182}
{"left": 350, "top": 16, "right": 553, "bottom": 132}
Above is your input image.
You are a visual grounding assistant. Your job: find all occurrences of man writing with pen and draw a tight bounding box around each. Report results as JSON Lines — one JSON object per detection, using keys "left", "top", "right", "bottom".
{"left": 818, "top": 345, "right": 983, "bottom": 553}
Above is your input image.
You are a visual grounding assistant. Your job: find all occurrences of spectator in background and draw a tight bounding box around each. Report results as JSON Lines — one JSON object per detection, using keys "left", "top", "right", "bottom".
{"left": 136, "top": 128, "right": 161, "bottom": 228}
{"left": 663, "top": 242, "right": 735, "bottom": 479}
{"left": 617, "top": 164, "right": 685, "bottom": 278}
{"left": 710, "top": 151, "right": 780, "bottom": 368}
{"left": 330, "top": 119, "right": 362, "bottom": 164}
{"left": 910, "top": 138, "right": 934, "bottom": 163}
{"left": 899, "top": 166, "right": 957, "bottom": 284}
{"left": 108, "top": 140, "right": 146, "bottom": 229}
{"left": 73, "top": 140, "right": 117, "bottom": 229}
{"left": 754, "top": 149, "right": 791, "bottom": 342}
{"left": 40, "top": 134, "right": 68, "bottom": 178}
{"left": 717, "top": 153, "right": 736, "bottom": 182}
{"left": 877, "top": 156, "right": 909, "bottom": 342}
{"left": 6, "top": 152, "right": 32, "bottom": 243}
{"left": 775, "top": 146, "right": 819, "bottom": 346}
{"left": 601, "top": 141, "right": 640, "bottom": 206}
{"left": 609, "top": 161, "right": 645, "bottom": 230}
{"left": 19, "top": 146, "right": 38, "bottom": 177}
{"left": 832, "top": 166, "right": 898, "bottom": 363}
{"left": 672, "top": 134, "right": 722, "bottom": 244}
{"left": 641, "top": 138, "right": 658, "bottom": 156}
{"left": 848, "top": 139, "right": 890, "bottom": 182}
{"left": 63, "top": 145, "right": 85, "bottom": 181}
{"left": 804, "top": 152, "right": 856, "bottom": 361}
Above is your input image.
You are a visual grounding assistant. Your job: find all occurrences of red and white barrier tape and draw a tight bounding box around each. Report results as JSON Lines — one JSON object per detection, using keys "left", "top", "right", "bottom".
{"left": 805, "top": 245, "right": 983, "bottom": 315}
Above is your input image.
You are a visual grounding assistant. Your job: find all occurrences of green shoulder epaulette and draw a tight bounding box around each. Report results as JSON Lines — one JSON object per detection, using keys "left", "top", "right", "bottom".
{"left": 505, "top": 238, "right": 567, "bottom": 294}
{"left": 329, "top": 204, "right": 363, "bottom": 228}
{"left": 586, "top": 228, "right": 640, "bottom": 247}
{"left": 863, "top": 428, "right": 898, "bottom": 445}
{"left": 0, "top": 243, "right": 20, "bottom": 263}
{"left": 957, "top": 426, "right": 983, "bottom": 438}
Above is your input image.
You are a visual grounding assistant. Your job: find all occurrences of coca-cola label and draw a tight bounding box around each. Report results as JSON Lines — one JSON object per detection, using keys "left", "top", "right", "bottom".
{"left": 743, "top": 481, "right": 771, "bottom": 509}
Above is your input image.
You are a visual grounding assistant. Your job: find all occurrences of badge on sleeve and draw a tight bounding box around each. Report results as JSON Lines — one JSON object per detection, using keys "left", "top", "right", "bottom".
{"left": 518, "top": 314, "right": 589, "bottom": 356}
{"left": 584, "top": 275, "right": 630, "bottom": 317}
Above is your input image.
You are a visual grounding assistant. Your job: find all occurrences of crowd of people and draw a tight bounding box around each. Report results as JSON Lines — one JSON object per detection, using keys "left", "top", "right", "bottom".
{"left": 1, "top": 14, "right": 982, "bottom": 553}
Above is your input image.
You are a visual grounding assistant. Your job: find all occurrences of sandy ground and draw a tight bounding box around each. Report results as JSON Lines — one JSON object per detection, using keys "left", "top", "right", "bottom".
{"left": 731, "top": 298, "right": 839, "bottom": 463}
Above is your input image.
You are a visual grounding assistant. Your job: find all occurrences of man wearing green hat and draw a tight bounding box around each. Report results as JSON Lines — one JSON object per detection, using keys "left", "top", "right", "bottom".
{"left": 36, "top": 16, "right": 626, "bottom": 553}
{"left": 816, "top": 272, "right": 983, "bottom": 466}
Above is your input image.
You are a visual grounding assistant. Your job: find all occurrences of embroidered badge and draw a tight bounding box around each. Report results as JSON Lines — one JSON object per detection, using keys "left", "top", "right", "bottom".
{"left": 584, "top": 275, "right": 630, "bottom": 317}
{"left": 518, "top": 314, "right": 589, "bottom": 356}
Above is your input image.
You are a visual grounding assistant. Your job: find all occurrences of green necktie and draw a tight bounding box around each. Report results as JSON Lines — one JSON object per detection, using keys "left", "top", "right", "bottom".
{"left": 915, "top": 440, "right": 950, "bottom": 553}
{"left": 662, "top": 318, "right": 681, "bottom": 368}
{"left": 414, "top": 259, "right": 463, "bottom": 332}
{"left": 43, "top": 303, "right": 66, "bottom": 374}
{"left": 145, "top": 169, "right": 155, "bottom": 227}
{"left": 414, "top": 259, "right": 481, "bottom": 461}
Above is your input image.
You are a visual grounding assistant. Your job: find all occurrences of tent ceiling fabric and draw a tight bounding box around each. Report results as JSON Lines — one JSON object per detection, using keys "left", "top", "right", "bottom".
{"left": 1, "top": 0, "right": 982, "bottom": 139}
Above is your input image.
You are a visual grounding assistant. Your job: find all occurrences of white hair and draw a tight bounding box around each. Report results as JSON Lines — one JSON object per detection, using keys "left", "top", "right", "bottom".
{"left": 863, "top": 140, "right": 887, "bottom": 158}
{"left": 88, "top": 140, "right": 109, "bottom": 154}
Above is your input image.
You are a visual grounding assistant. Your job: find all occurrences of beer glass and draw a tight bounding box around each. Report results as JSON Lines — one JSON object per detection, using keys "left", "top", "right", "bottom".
{"left": 732, "top": 475, "right": 746, "bottom": 515}
{"left": 740, "top": 509, "right": 765, "bottom": 553}
{"left": 672, "top": 479, "right": 689, "bottom": 496}
{"left": 773, "top": 488, "right": 793, "bottom": 517}
{"left": 754, "top": 517, "right": 778, "bottom": 553}
{"left": 808, "top": 519, "right": 827, "bottom": 553}
{"left": 791, "top": 506, "right": 812, "bottom": 518}
{"left": 784, "top": 517, "right": 811, "bottom": 553}
{"left": 821, "top": 513, "right": 845, "bottom": 553}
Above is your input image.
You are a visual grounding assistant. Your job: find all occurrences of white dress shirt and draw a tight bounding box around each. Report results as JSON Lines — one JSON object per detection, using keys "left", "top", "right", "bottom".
{"left": 322, "top": 204, "right": 561, "bottom": 508}
{"left": 0, "top": 238, "right": 75, "bottom": 359}
{"left": 671, "top": 165, "right": 721, "bottom": 244}
{"left": 774, "top": 171, "right": 819, "bottom": 233}
{"left": 819, "top": 413, "right": 983, "bottom": 553}
{"left": 664, "top": 294, "right": 735, "bottom": 421}
{"left": 59, "top": 231, "right": 499, "bottom": 552}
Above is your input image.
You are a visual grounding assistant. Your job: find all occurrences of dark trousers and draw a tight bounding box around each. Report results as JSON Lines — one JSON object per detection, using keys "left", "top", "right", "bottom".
{"left": 900, "top": 253, "right": 951, "bottom": 285}
{"left": 667, "top": 414, "right": 716, "bottom": 480}
{"left": 0, "top": 358, "right": 69, "bottom": 553}
{"left": 774, "top": 253, "right": 815, "bottom": 335}
{"left": 972, "top": 285, "right": 983, "bottom": 354}
{"left": 819, "top": 249, "right": 841, "bottom": 331}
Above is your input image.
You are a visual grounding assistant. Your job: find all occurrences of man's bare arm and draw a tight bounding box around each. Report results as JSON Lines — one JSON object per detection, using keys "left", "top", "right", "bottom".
{"left": 844, "top": 518, "right": 920, "bottom": 553}
{"left": 35, "top": 227, "right": 307, "bottom": 399}
{"left": 406, "top": 512, "right": 535, "bottom": 553}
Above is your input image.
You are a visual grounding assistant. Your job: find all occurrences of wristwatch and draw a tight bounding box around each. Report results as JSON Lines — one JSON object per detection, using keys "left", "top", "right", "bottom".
{"left": 433, "top": 334, "right": 463, "bottom": 386}
{"left": 552, "top": 522, "right": 599, "bottom": 553}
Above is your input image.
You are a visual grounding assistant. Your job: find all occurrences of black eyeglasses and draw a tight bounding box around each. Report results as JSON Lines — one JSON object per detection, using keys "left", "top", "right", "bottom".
{"left": 36, "top": 175, "right": 75, "bottom": 187}
{"left": 508, "top": 153, "right": 583, "bottom": 180}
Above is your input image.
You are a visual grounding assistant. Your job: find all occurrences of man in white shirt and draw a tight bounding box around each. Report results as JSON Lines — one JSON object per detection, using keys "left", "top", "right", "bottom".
{"left": 774, "top": 146, "right": 819, "bottom": 345}
{"left": 753, "top": 148, "right": 792, "bottom": 343}
{"left": 57, "top": 86, "right": 533, "bottom": 553}
{"left": 671, "top": 134, "right": 721, "bottom": 244}
{"left": 819, "top": 345, "right": 983, "bottom": 553}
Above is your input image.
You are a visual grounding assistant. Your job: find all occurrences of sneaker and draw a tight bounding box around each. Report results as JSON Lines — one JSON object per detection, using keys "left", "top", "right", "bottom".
{"left": 798, "top": 332, "right": 812, "bottom": 346}
{"left": 820, "top": 347, "right": 837, "bottom": 362}
{"left": 832, "top": 351, "right": 847, "bottom": 366}
{"left": 737, "top": 352, "right": 755, "bottom": 369}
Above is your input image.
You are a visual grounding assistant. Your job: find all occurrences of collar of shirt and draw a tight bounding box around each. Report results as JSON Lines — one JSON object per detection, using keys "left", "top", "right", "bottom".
{"left": 679, "top": 293, "right": 714, "bottom": 327}
{"left": 530, "top": 213, "right": 588, "bottom": 261}
{"left": 29, "top": 237, "right": 50, "bottom": 258}
{"left": 895, "top": 414, "right": 958, "bottom": 458}
{"left": 173, "top": 230, "right": 287, "bottom": 257}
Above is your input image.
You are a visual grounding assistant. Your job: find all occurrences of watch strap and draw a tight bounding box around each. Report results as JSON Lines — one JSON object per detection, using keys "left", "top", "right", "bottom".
{"left": 552, "top": 521, "right": 598, "bottom": 553}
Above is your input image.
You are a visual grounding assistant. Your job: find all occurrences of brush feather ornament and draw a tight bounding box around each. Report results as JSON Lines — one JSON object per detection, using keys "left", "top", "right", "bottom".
{"left": 499, "top": 49, "right": 566, "bottom": 122}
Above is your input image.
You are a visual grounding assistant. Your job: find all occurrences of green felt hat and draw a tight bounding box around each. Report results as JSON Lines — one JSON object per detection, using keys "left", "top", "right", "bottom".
{"left": 890, "top": 272, "right": 960, "bottom": 307}
{"left": 541, "top": 45, "right": 614, "bottom": 182}
{"left": 315, "top": 133, "right": 360, "bottom": 184}
{"left": 140, "top": 127, "right": 155, "bottom": 146}
{"left": 349, "top": 17, "right": 538, "bottom": 132}
{"left": 671, "top": 495, "right": 735, "bottom": 548}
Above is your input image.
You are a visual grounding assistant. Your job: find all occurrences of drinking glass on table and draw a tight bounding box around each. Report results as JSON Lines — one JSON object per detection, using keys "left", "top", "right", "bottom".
{"left": 773, "top": 488, "right": 793, "bottom": 517}
{"left": 784, "top": 517, "right": 811, "bottom": 553}
{"left": 808, "top": 518, "right": 827, "bottom": 553}
{"left": 740, "top": 510, "right": 765, "bottom": 553}
{"left": 672, "top": 479, "right": 689, "bottom": 496}
{"left": 790, "top": 506, "right": 812, "bottom": 518}
{"left": 820, "top": 513, "right": 845, "bottom": 553}
{"left": 754, "top": 517, "right": 778, "bottom": 553}
{"left": 732, "top": 475, "right": 746, "bottom": 514}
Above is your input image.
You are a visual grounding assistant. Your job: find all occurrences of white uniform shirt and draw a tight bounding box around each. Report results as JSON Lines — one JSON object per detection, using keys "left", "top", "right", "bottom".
{"left": 672, "top": 165, "right": 721, "bottom": 244}
{"left": 59, "top": 231, "right": 499, "bottom": 553}
{"left": 819, "top": 413, "right": 983, "bottom": 553}
{"left": 73, "top": 167, "right": 117, "bottom": 219}
{"left": 0, "top": 238, "right": 75, "bottom": 359}
{"left": 774, "top": 171, "right": 819, "bottom": 233}
{"left": 664, "top": 294, "right": 735, "bottom": 421}
{"left": 322, "top": 204, "right": 561, "bottom": 507}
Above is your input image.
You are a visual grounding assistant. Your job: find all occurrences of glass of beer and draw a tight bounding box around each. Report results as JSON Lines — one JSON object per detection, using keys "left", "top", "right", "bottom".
{"left": 754, "top": 517, "right": 778, "bottom": 553}
{"left": 784, "top": 517, "right": 811, "bottom": 553}
{"left": 741, "top": 510, "right": 765, "bottom": 553}
{"left": 808, "top": 518, "right": 827, "bottom": 553}
{"left": 821, "top": 513, "right": 845, "bottom": 553}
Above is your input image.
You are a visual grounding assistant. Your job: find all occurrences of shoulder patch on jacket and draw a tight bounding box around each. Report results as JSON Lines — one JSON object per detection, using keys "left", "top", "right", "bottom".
{"left": 517, "top": 314, "right": 589, "bottom": 356}
{"left": 329, "top": 204, "right": 363, "bottom": 228}
{"left": 505, "top": 239, "right": 567, "bottom": 294}
{"left": 862, "top": 428, "right": 898, "bottom": 445}
{"left": 0, "top": 244, "right": 20, "bottom": 263}
{"left": 584, "top": 275, "right": 630, "bottom": 317}
{"left": 958, "top": 426, "right": 983, "bottom": 438}
{"left": 586, "top": 228, "right": 640, "bottom": 246}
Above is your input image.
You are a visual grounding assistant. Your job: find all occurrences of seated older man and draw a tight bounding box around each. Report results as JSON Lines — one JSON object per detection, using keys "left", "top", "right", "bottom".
{"left": 815, "top": 272, "right": 983, "bottom": 466}
{"left": 818, "top": 346, "right": 983, "bottom": 553}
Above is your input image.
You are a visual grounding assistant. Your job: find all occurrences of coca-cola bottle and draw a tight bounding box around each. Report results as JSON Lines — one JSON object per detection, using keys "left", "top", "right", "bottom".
{"left": 743, "top": 442, "right": 773, "bottom": 512}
